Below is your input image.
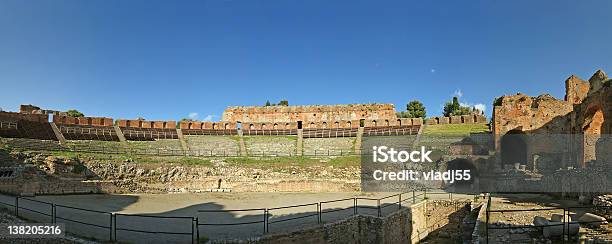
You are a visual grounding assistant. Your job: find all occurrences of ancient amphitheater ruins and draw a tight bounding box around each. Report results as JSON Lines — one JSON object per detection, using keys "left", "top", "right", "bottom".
{"left": 0, "top": 70, "right": 609, "bottom": 243}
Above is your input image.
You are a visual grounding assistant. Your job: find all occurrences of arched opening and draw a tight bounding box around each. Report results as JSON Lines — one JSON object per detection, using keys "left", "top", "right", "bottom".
{"left": 188, "top": 122, "right": 193, "bottom": 129}
{"left": 200, "top": 123, "right": 204, "bottom": 129}
{"left": 446, "top": 158, "right": 479, "bottom": 191}
{"left": 384, "top": 120, "right": 389, "bottom": 126}
{"left": 347, "top": 121, "right": 352, "bottom": 128}
{"left": 359, "top": 119, "right": 365, "bottom": 127}
{"left": 249, "top": 124, "right": 255, "bottom": 130}
{"left": 212, "top": 123, "right": 216, "bottom": 130}
{"left": 285, "top": 123, "right": 290, "bottom": 129}
{"left": 273, "top": 123, "right": 278, "bottom": 129}
{"left": 397, "top": 119, "right": 402, "bottom": 126}
{"left": 501, "top": 129, "right": 527, "bottom": 169}
{"left": 435, "top": 117, "right": 440, "bottom": 124}
{"left": 261, "top": 123, "right": 267, "bottom": 130}
{"left": 236, "top": 122, "right": 242, "bottom": 130}
{"left": 372, "top": 120, "right": 377, "bottom": 127}
{"left": 322, "top": 122, "right": 327, "bottom": 128}
{"left": 309, "top": 122, "right": 315, "bottom": 129}
{"left": 297, "top": 121, "right": 303, "bottom": 129}
{"left": 334, "top": 121, "right": 339, "bottom": 128}
{"left": 224, "top": 123, "right": 229, "bottom": 130}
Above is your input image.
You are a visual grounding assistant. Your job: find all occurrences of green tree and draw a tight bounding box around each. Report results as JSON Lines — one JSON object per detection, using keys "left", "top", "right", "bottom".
{"left": 66, "top": 109, "right": 84, "bottom": 117}
{"left": 443, "top": 96, "right": 472, "bottom": 117}
{"left": 265, "top": 100, "right": 271, "bottom": 106}
{"left": 405, "top": 100, "right": 426, "bottom": 118}
{"left": 278, "top": 100, "right": 289, "bottom": 106}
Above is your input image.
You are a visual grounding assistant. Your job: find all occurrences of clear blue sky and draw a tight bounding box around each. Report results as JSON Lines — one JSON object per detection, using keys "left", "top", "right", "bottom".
{"left": 1, "top": 0, "right": 610, "bottom": 121}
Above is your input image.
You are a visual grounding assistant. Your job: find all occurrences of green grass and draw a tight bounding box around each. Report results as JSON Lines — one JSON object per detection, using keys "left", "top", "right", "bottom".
{"left": 422, "top": 124, "right": 489, "bottom": 136}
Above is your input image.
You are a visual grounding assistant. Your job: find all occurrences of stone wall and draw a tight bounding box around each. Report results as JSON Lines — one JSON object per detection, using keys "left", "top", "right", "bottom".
{"left": 0, "top": 111, "right": 48, "bottom": 123}
{"left": 426, "top": 114, "right": 487, "bottom": 125}
{"left": 117, "top": 119, "right": 176, "bottom": 129}
{"left": 53, "top": 115, "right": 113, "bottom": 127}
{"left": 222, "top": 104, "right": 397, "bottom": 123}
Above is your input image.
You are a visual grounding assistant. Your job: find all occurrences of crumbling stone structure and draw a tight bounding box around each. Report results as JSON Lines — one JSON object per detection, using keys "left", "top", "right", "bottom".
{"left": 222, "top": 104, "right": 397, "bottom": 123}
{"left": 492, "top": 70, "right": 611, "bottom": 171}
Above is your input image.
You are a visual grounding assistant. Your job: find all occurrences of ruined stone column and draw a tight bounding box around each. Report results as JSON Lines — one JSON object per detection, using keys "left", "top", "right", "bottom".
{"left": 296, "top": 129, "right": 303, "bottom": 156}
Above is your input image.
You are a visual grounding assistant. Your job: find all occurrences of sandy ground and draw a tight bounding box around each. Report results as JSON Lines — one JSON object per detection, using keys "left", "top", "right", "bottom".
{"left": 0, "top": 191, "right": 472, "bottom": 243}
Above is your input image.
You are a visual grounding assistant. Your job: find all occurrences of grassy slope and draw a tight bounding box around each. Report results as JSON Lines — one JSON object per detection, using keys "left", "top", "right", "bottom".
{"left": 422, "top": 124, "right": 490, "bottom": 136}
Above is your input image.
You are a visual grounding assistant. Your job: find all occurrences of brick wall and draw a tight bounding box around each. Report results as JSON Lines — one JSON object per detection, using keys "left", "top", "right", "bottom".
{"left": 117, "top": 120, "right": 176, "bottom": 129}
{"left": 53, "top": 115, "right": 113, "bottom": 126}
{"left": 426, "top": 114, "right": 487, "bottom": 125}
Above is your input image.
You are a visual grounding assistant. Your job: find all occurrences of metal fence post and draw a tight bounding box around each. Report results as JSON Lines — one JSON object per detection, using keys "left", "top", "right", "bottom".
{"left": 109, "top": 213, "right": 113, "bottom": 241}
{"left": 399, "top": 194, "right": 402, "bottom": 209}
{"left": 264, "top": 208, "right": 268, "bottom": 234}
{"left": 485, "top": 198, "right": 489, "bottom": 244}
{"left": 15, "top": 196, "right": 18, "bottom": 216}
{"left": 112, "top": 213, "right": 117, "bottom": 242}
{"left": 191, "top": 217, "right": 195, "bottom": 244}
{"left": 196, "top": 217, "right": 200, "bottom": 244}
{"left": 354, "top": 198, "right": 357, "bottom": 215}
{"left": 52, "top": 204, "right": 56, "bottom": 223}
{"left": 412, "top": 190, "right": 415, "bottom": 203}
{"left": 317, "top": 203, "right": 321, "bottom": 224}
{"left": 377, "top": 199, "right": 381, "bottom": 217}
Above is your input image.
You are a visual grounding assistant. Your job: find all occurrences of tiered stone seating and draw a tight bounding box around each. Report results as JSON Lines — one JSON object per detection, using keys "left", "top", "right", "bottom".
{"left": 362, "top": 125, "right": 420, "bottom": 137}
{"left": 361, "top": 135, "right": 418, "bottom": 151}
{"left": 184, "top": 135, "right": 239, "bottom": 156}
{"left": 415, "top": 135, "right": 465, "bottom": 154}
{"left": 244, "top": 136, "right": 297, "bottom": 156}
{"left": 127, "top": 140, "right": 183, "bottom": 154}
{"left": 302, "top": 128, "right": 358, "bottom": 138}
{"left": 59, "top": 125, "right": 119, "bottom": 141}
{"left": 303, "top": 137, "right": 355, "bottom": 156}
{"left": 1, "top": 138, "right": 66, "bottom": 151}
{"left": 120, "top": 127, "right": 178, "bottom": 141}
